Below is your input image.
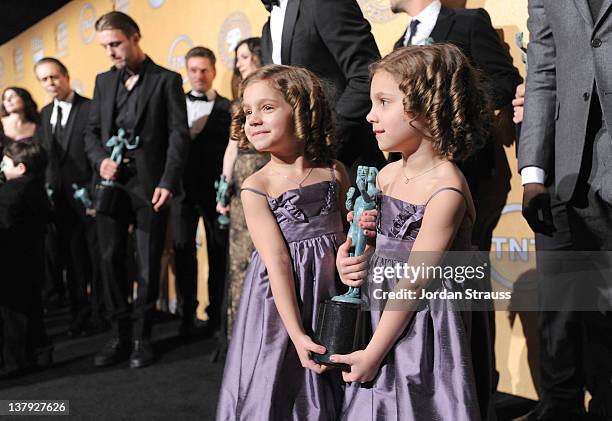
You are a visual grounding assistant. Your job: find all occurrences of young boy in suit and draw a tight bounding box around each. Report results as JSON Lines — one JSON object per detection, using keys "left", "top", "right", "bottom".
{"left": 0, "top": 140, "right": 50, "bottom": 378}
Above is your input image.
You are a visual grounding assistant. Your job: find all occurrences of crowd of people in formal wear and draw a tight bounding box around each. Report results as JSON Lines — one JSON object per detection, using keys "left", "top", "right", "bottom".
{"left": 0, "top": 0, "right": 611, "bottom": 420}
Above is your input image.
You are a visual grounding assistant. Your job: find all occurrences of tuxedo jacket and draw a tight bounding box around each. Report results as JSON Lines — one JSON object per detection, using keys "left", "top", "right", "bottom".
{"left": 182, "top": 92, "right": 231, "bottom": 203}
{"left": 38, "top": 93, "right": 93, "bottom": 202}
{"left": 519, "top": 0, "right": 612, "bottom": 202}
{"left": 261, "top": 0, "right": 384, "bottom": 167}
{"left": 84, "top": 57, "right": 190, "bottom": 198}
{"left": 394, "top": 5, "right": 521, "bottom": 109}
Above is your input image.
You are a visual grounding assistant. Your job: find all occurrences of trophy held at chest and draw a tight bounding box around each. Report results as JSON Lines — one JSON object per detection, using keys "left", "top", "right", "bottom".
{"left": 314, "top": 166, "right": 380, "bottom": 370}
{"left": 93, "top": 128, "right": 140, "bottom": 214}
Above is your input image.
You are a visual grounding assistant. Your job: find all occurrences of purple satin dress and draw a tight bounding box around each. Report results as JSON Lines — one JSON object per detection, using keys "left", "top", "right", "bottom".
{"left": 216, "top": 173, "right": 346, "bottom": 421}
{"left": 341, "top": 189, "right": 493, "bottom": 421}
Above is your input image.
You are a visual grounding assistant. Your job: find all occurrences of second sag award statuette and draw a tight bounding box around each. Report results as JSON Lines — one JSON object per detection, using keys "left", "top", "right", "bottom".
{"left": 93, "top": 128, "right": 140, "bottom": 214}
{"left": 215, "top": 175, "right": 231, "bottom": 228}
{"left": 314, "top": 166, "right": 380, "bottom": 369}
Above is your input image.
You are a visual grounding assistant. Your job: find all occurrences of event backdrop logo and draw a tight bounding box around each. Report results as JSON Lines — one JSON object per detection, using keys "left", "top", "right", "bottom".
{"left": 55, "top": 20, "right": 69, "bottom": 57}
{"left": 13, "top": 47, "right": 24, "bottom": 81}
{"left": 357, "top": 0, "right": 398, "bottom": 24}
{"left": 218, "top": 12, "right": 251, "bottom": 70}
{"left": 167, "top": 35, "right": 193, "bottom": 83}
{"left": 116, "top": 0, "right": 129, "bottom": 14}
{"left": 490, "top": 203, "right": 536, "bottom": 290}
{"left": 32, "top": 36, "right": 44, "bottom": 64}
{"left": 79, "top": 3, "right": 97, "bottom": 45}
{"left": 149, "top": 0, "right": 165, "bottom": 8}
{"left": 72, "top": 78, "right": 85, "bottom": 95}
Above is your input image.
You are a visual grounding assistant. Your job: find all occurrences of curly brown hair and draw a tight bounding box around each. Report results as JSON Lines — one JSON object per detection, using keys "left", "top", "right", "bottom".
{"left": 370, "top": 44, "right": 493, "bottom": 162}
{"left": 230, "top": 64, "right": 336, "bottom": 164}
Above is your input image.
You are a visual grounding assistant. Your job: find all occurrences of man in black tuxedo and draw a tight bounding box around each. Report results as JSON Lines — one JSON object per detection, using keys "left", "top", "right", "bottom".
{"left": 34, "top": 57, "right": 106, "bottom": 337}
{"left": 391, "top": 0, "right": 522, "bottom": 250}
{"left": 84, "top": 12, "right": 189, "bottom": 368}
{"left": 260, "top": 0, "right": 385, "bottom": 173}
{"left": 170, "top": 47, "right": 231, "bottom": 337}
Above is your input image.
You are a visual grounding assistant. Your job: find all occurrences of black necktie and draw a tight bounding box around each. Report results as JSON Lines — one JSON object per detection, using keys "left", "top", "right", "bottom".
{"left": 53, "top": 104, "right": 64, "bottom": 143}
{"left": 262, "top": 0, "right": 280, "bottom": 12}
{"left": 186, "top": 92, "right": 210, "bottom": 102}
{"left": 589, "top": 0, "right": 604, "bottom": 21}
{"left": 406, "top": 19, "right": 421, "bottom": 45}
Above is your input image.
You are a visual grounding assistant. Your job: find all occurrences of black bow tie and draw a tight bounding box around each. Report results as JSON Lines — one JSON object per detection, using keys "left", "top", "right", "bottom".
{"left": 262, "top": 0, "right": 280, "bottom": 12}
{"left": 186, "top": 92, "right": 210, "bottom": 102}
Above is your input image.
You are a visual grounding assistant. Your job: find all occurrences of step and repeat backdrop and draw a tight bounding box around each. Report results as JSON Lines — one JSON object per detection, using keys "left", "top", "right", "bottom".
{"left": 0, "top": 0, "right": 536, "bottom": 400}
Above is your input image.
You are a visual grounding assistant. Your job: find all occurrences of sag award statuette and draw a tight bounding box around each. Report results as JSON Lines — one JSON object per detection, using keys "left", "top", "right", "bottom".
{"left": 314, "top": 166, "right": 380, "bottom": 369}
{"left": 94, "top": 128, "right": 140, "bottom": 214}
{"left": 72, "top": 183, "right": 93, "bottom": 209}
{"left": 214, "top": 175, "right": 230, "bottom": 228}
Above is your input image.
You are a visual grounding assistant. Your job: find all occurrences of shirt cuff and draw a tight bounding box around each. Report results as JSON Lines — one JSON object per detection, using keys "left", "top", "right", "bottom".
{"left": 520, "top": 166, "right": 546, "bottom": 185}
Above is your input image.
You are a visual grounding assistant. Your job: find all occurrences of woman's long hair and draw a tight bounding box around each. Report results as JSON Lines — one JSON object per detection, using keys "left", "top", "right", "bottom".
{"left": 1, "top": 87, "right": 40, "bottom": 125}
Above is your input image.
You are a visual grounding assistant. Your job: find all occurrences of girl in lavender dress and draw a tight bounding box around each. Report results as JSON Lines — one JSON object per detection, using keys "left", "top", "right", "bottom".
{"left": 333, "top": 44, "right": 495, "bottom": 421}
{"left": 216, "top": 65, "right": 350, "bottom": 421}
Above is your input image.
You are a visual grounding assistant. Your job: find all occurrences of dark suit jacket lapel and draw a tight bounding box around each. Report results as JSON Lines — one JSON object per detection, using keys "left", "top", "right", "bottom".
{"left": 60, "top": 93, "right": 82, "bottom": 158}
{"left": 134, "top": 68, "right": 161, "bottom": 128}
{"left": 393, "top": 32, "right": 404, "bottom": 50}
{"left": 262, "top": 20, "right": 273, "bottom": 65}
{"left": 281, "top": 0, "right": 300, "bottom": 65}
{"left": 429, "top": 5, "right": 456, "bottom": 42}
{"left": 41, "top": 105, "right": 53, "bottom": 147}
{"left": 102, "top": 70, "right": 120, "bottom": 139}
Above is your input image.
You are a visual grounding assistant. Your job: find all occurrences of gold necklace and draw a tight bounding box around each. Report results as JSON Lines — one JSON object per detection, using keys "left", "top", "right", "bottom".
{"left": 269, "top": 166, "right": 315, "bottom": 188}
{"left": 402, "top": 161, "right": 448, "bottom": 184}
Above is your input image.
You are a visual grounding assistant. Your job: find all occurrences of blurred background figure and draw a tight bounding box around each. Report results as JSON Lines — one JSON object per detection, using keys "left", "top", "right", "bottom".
{"left": 217, "top": 37, "right": 268, "bottom": 340}
{"left": 170, "top": 46, "right": 231, "bottom": 339}
{"left": 34, "top": 57, "right": 107, "bottom": 337}
{"left": 0, "top": 87, "right": 39, "bottom": 148}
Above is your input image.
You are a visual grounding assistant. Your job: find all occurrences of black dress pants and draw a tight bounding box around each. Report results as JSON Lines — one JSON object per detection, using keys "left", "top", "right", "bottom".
{"left": 170, "top": 195, "right": 227, "bottom": 330}
{"left": 536, "top": 107, "right": 612, "bottom": 415}
{"left": 96, "top": 186, "right": 168, "bottom": 340}
{"left": 55, "top": 190, "right": 104, "bottom": 323}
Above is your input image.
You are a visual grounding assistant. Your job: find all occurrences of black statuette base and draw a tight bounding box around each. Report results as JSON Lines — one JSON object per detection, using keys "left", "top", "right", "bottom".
{"left": 94, "top": 183, "right": 119, "bottom": 214}
{"left": 313, "top": 300, "right": 361, "bottom": 370}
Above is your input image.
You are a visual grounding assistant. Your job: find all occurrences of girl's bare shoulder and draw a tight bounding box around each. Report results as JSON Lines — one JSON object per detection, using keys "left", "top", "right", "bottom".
{"left": 376, "top": 161, "right": 398, "bottom": 189}
{"left": 241, "top": 164, "right": 271, "bottom": 193}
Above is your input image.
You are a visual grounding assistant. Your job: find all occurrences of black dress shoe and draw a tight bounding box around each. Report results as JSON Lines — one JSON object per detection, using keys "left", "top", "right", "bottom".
{"left": 34, "top": 343, "right": 54, "bottom": 368}
{"left": 129, "top": 340, "right": 154, "bottom": 369}
{"left": 93, "top": 337, "right": 131, "bottom": 367}
{"left": 81, "top": 318, "right": 110, "bottom": 336}
{"left": 512, "top": 404, "right": 587, "bottom": 421}
{"left": 179, "top": 319, "right": 210, "bottom": 339}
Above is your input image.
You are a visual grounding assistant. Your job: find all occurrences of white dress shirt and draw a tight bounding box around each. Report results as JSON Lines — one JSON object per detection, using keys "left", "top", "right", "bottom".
{"left": 521, "top": 166, "right": 546, "bottom": 185}
{"left": 50, "top": 90, "right": 75, "bottom": 129}
{"left": 270, "top": 0, "right": 289, "bottom": 64}
{"left": 186, "top": 88, "right": 216, "bottom": 139}
{"left": 403, "top": 0, "right": 442, "bottom": 46}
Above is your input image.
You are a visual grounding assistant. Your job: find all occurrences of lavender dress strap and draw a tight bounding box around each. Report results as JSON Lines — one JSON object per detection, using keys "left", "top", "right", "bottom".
{"left": 425, "top": 187, "right": 467, "bottom": 206}
{"left": 240, "top": 187, "right": 268, "bottom": 197}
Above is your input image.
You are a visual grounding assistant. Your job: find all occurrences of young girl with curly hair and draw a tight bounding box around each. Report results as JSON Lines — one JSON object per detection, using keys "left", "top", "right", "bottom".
{"left": 216, "top": 65, "right": 350, "bottom": 421}
{"left": 333, "top": 44, "right": 495, "bottom": 420}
